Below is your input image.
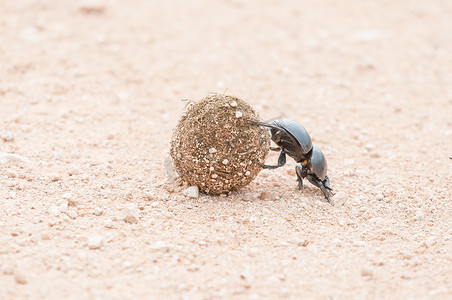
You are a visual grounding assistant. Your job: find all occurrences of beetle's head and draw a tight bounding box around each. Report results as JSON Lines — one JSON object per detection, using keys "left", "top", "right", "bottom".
{"left": 270, "top": 128, "right": 283, "bottom": 144}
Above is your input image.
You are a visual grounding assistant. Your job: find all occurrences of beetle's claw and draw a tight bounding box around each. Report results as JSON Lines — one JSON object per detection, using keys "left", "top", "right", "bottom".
{"left": 297, "top": 182, "right": 303, "bottom": 190}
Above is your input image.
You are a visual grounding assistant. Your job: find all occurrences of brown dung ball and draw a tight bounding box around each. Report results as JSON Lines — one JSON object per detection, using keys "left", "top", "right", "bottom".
{"left": 170, "top": 94, "right": 270, "bottom": 195}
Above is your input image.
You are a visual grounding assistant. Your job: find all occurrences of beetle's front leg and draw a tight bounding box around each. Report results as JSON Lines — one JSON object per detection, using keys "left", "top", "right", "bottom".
{"left": 307, "top": 175, "right": 332, "bottom": 203}
{"left": 323, "top": 175, "right": 334, "bottom": 194}
{"left": 255, "top": 150, "right": 286, "bottom": 169}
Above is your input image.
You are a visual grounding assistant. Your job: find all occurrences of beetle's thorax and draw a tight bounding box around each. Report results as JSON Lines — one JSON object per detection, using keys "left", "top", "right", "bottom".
{"left": 295, "top": 148, "right": 313, "bottom": 165}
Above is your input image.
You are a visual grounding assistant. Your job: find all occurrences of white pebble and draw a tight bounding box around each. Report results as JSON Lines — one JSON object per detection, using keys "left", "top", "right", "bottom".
{"left": 49, "top": 206, "right": 60, "bottom": 216}
{"left": 415, "top": 209, "right": 424, "bottom": 221}
{"left": 121, "top": 203, "right": 140, "bottom": 224}
{"left": 288, "top": 237, "right": 309, "bottom": 247}
{"left": 49, "top": 173, "right": 61, "bottom": 182}
{"left": 230, "top": 101, "right": 238, "bottom": 107}
{"left": 208, "top": 148, "right": 217, "bottom": 154}
{"left": 332, "top": 238, "right": 342, "bottom": 247}
{"left": 365, "top": 143, "right": 375, "bottom": 152}
{"left": 58, "top": 199, "right": 69, "bottom": 212}
{"left": 361, "top": 267, "right": 373, "bottom": 279}
{"left": 79, "top": 0, "right": 106, "bottom": 14}
{"left": 245, "top": 171, "right": 250, "bottom": 176}
{"left": 93, "top": 207, "right": 103, "bottom": 216}
{"left": 353, "top": 240, "right": 366, "bottom": 247}
{"left": 240, "top": 271, "right": 255, "bottom": 281}
{"left": 376, "top": 192, "right": 384, "bottom": 201}
{"left": 1, "top": 131, "right": 14, "bottom": 142}
{"left": 88, "top": 236, "right": 103, "bottom": 249}
{"left": 0, "top": 153, "right": 31, "bottom": 164}
{"left": 68, "top": 166, "right": 80, "bottom": 176}
{"left": 222, "top": 159, "right": 229, "bottom": 165}
{"left": 351, "top": 30, "right": 381, "bottom": 43}
{"left": 235, "top": 111, "right": 243, "bottom": 118}
{"left": 183, "top": 186, "right": 199, "bottom": 198}
{"left": 211, "top": 173, "right": 218, "bottom": 179}
{"left": 104, "top": 219, "right": 114, "bottom": 228}
{"left": 14, "top": 273, "right": 27, "bottom": 284}
{"left": 62, "top": 192, "right": 77, "bottom": 206}
{"left": 150, "top": 241, "right": 170, "bottom": 252}
{"left": 164, "top": 155, "right": 178, "bottom": 182}
{"left": 331, "top": 191, "right": 348, "bottom": 206}
{"left": 66, "top": 210, "right": 78, "bottom": 219}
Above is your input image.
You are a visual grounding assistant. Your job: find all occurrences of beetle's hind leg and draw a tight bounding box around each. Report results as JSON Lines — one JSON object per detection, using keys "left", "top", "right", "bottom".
{"left": 255, "top": 150, "right": 286, "bottom": 169}
{"left": 295, "top": 164, "right": 305, "bottom": 190}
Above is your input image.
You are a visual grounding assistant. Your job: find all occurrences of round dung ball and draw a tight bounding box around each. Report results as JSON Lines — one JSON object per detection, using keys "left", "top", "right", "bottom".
{"left": 170, "top": 94, "right": 269, "bottom": 195}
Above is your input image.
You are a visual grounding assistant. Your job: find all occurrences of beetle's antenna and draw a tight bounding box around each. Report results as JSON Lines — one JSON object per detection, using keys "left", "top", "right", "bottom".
{"left": 246, "top": 119, "right": 280, "bottom": 130}
{"left": 222, "top": 88, "right": 234, "bottom": 96}
{"left": 264, "top": 115, "right": 283, "bottom": 123}
{"left": 181, "top": 98, "right": 195, "bottom": 105}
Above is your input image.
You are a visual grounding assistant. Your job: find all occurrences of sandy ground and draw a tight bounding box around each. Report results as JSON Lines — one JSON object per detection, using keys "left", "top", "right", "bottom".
{"left": 1, "top": 0, "right": 451, "bottom": 299}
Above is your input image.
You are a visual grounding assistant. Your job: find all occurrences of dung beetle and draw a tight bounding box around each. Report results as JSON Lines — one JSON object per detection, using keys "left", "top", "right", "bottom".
{"left": 248, "top": 118, "right": 333, "bottom": 203}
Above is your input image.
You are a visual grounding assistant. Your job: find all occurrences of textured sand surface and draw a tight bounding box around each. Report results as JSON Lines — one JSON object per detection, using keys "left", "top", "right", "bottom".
{"left": 1, "top": 0, "right": 451, "bottom": 299}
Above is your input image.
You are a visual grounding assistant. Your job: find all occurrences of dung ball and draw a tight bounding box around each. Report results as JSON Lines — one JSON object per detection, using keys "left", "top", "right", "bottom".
{"left": 170, "top": 94, "right": 270, "bottom": 195}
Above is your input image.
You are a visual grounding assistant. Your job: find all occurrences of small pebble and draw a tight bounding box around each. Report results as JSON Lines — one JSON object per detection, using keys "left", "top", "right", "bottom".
{"left": 0, "top": 153, "right": 30, "bottom": 164}
{"left": 104, "top": 219, "right": 114, "bottom": 228}
{"left": 208, "top": 148, "right": 217, "bottom": 154}
{"left": 88, "top": 236, "right": 103, "bottom": 249}
{"left": 415, "top": 209, "right": 424, "bottom": 221}
{"left": 352, "top": 30, "right": 381, "bottom": 43}
{"left": 353, "top": 240, "right": 366, "bottom": 247}
{"left": 68, "top": 166, "right": 80, "bottom": 176}
{"left": 62, "top": 192, "right": 77, "bottom": 206}
{"left": 1, "top": 131, "right": 14, "bottom": 142}
{"left": 58, "top": 199, "right": 69, "bottom": 212}
{"left": 79, "top": 0, "right": 106, "bottom": 14}
{"left": 2, "top": 265, "right": 14, "bottom": 275}
{"left": 14, "top": 273, "right": 27, "bottom": 284}
{"left": 164, "top": 155, "right": 178, "bottom": 182}
{"left": 150, "top": 241, "right": 170, "bottom": 252}
{"left": 49, "top": 206, "right": 60, "bottom": 216}
{"left": 183, "top": 186, "right": 199, "bottom": 199}
{"left": 235, "top": 111, "right": 243, "bottom": 118}
{"left": 240, "top": 271, "right": 255, "bottom": 281}
{"left": 222, "top": 159, "right": 229, "bottom": 165}
{"left": 121, "top": 203, "right": 139, "bottom": 224}
{"left": 6, "top": 170, "right": 17, "bottom": 178}
{"left": 49, "top": 173, "right": 61, "bottom": 182}
{"left": 66, "top": 210, "right": 78, "bottom": 219}
{"left": 332, "top": 238, "right": 342, "bottom": 247}
{"left": 376, "top": 192, "right": 384, "bottom": 201}
{"left": 93, "top": 207, "right": 103, "bottom": 216}
{"left": 288, "top": 237, "right": 309, "bottom": 247}
{"left": 331, "top": 192, "right": 348, "bottom": 206}
{"left": 361, "top": 267, "right": 373, "bottom": 279}
{"left": 365, "top": 143, "right": 375, "bottom": 152}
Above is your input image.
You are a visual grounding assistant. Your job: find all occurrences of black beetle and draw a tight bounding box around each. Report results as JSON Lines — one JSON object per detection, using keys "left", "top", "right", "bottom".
{"left": 249, "top": 118, "right": 333, "bottom": 203}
